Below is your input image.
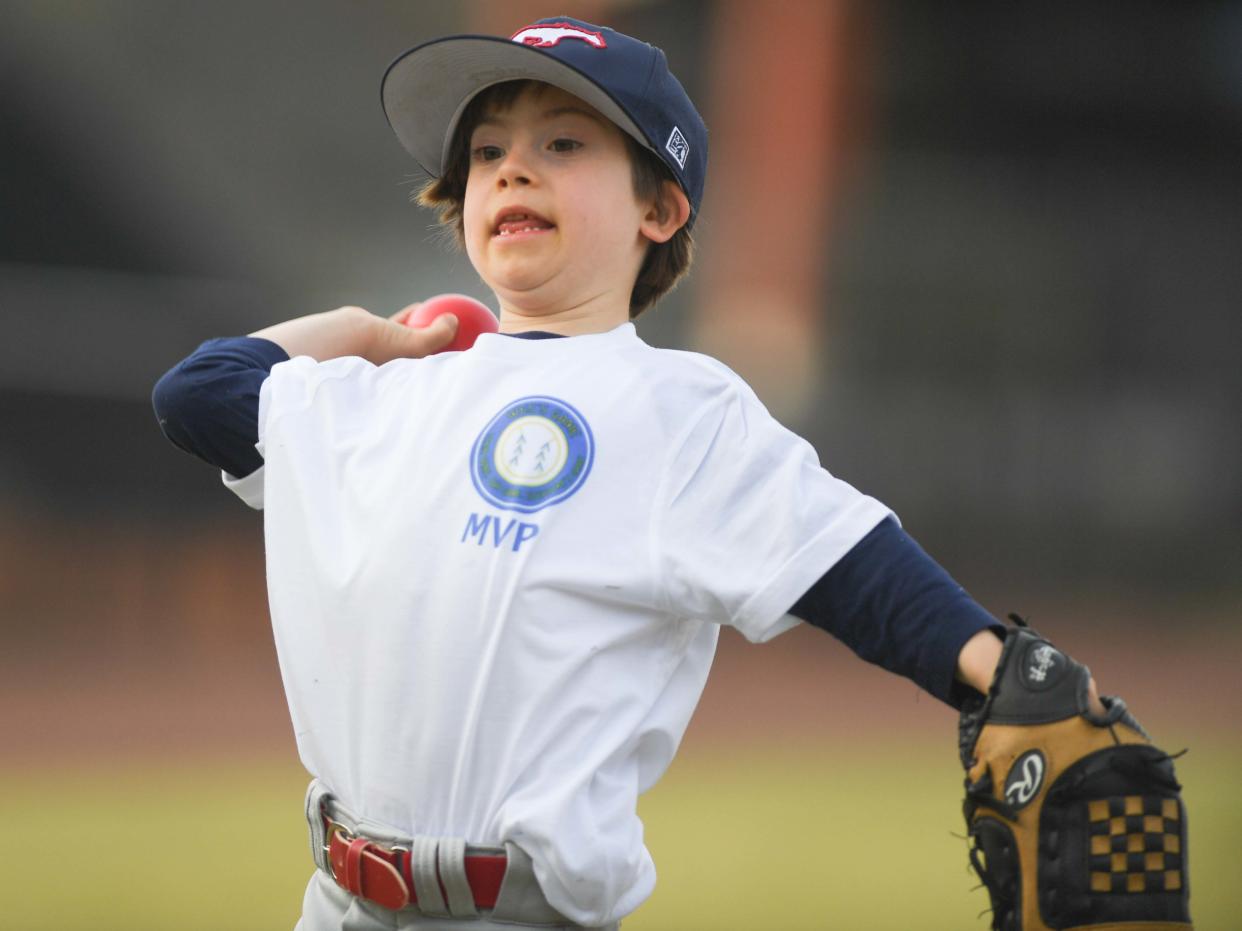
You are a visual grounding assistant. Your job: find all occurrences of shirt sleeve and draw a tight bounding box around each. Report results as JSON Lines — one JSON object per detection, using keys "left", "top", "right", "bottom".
{"left": 789, "top": 516, "right": 1006, "bottom": 707}
{"left": 151, "top": 336, "right": 289, "bottom": 491}
{"left": 222, "top": 352, "right": 386, "bottom": 509}
{"left": 654, "top": 380, "right": 892, "bottom": 642}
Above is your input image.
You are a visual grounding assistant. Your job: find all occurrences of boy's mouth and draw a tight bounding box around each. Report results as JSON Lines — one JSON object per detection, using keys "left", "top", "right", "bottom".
{"left": 493, "top": 207, "right": 555, "bottom": 238}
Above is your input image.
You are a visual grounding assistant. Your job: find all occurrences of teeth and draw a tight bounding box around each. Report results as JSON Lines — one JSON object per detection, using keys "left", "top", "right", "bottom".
{"left": 496, "top": 219, "right": 551, "bottom": 236}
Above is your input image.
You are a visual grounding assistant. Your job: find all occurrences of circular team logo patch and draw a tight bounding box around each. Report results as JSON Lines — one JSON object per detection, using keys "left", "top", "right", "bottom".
{"left": 470, "top": 396, "right": 595, "bottom": 513}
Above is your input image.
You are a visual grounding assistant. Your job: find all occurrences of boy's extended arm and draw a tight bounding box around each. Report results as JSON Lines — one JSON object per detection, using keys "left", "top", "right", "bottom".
{"left": 788, "top": 517, "right": 1001, "bottom": 706}
{"left": 790, "top": 517, "right": 1104, "bottom": 711}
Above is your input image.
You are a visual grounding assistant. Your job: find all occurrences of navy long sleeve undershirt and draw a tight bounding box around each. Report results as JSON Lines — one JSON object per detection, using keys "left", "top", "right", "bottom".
{"left": 153, "top": 335, "right": 1000, "bottom": 707}
{"left": 789, "top": 518, "right": 1003, "bottom": 707}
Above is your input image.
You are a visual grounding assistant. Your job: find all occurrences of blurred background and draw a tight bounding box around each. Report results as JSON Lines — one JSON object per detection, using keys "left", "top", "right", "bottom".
{"left": 2, "top": 1, "right": 1239, "bottom": 928}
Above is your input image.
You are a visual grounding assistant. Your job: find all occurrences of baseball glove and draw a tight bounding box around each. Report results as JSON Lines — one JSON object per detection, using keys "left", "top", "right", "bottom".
{"left": 959, "top": 616, "right": 1191, "bottom": 930}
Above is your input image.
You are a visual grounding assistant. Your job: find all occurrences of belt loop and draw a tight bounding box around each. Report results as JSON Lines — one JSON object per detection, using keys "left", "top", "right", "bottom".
{"left": 305, "top": 779, "right": 332, "bottom": 874}
{"left": 437, "top": 837, "right": 478, "bottom": 917}
{"left": 410, "top": 835, "right": 450, "bottom": 917}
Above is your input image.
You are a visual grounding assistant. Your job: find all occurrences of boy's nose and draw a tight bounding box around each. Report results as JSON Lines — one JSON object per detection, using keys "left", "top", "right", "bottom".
{"left": 497, "top": 149, "right": 535, "bottom": 188}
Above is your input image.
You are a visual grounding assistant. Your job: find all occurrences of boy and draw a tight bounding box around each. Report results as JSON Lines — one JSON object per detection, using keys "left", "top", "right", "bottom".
{"left": 154, "top": 17, "right": 1120, "bottom": 931}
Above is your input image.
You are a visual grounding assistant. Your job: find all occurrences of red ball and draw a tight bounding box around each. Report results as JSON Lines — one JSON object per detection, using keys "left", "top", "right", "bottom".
{"left": 405, "top": 293, "right": 499, "bottom": 352}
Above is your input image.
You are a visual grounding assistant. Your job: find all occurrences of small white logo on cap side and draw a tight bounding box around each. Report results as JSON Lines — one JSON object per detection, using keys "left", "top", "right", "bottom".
{"left": 665, "top": 126, "right": 689, "bottom": 168}
{"left": 511, "top": 23, "right": 607, "bottom": 49}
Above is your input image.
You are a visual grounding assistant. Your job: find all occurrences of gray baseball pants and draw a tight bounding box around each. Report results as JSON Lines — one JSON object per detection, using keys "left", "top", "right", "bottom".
{"left": 295, "top": 868, "right": 619, "bottom": 930}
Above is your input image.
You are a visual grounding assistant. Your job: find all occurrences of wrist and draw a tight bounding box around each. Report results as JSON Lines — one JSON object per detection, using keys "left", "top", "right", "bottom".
{"left": 331, "top": 305, "right": 378, "bottom": 358}
{"left": 956, "top": 628, "right": 1004, "bottom": 694}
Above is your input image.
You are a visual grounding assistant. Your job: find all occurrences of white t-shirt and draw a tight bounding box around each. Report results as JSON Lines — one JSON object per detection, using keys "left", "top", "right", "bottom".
{"left": 224, "top": 322, "right": 890, "bottom": 925}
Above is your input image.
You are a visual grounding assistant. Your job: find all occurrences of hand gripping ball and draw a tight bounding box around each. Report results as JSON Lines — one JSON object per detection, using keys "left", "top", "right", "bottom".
{"left": 405, "top": 294, "right": 499, "bottom": 352}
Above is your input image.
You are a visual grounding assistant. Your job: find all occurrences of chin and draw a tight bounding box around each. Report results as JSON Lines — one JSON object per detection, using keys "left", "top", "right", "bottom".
{"left": 495, "top": 289, "right": 561, "bottom": 316}
{"left": 486, "top": 268, "right": 558, "bottom": 303}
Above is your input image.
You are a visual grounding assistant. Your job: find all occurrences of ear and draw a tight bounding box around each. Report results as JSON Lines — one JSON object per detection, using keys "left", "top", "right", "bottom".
{"left": 639, "top": 180, "right": 691, "bottom": 244}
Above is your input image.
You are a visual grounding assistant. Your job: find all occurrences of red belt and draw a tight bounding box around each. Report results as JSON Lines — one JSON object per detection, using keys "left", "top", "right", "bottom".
{"left": 323, "top": 816, "right": 508, "bottom": 912}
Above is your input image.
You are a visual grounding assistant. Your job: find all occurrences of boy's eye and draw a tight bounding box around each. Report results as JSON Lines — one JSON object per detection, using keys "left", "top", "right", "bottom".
{"left": 549, "top": 138, "right": 582, "bottom": 153}
{"left": 472, "top": 145, "right": 504, "bottom": 162}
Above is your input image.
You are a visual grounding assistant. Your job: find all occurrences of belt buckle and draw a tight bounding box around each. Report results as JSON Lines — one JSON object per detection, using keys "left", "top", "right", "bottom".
{"left": 325, "top": 818, "right": 408, "bottom": 864}
{"left": 324, "top": 818, "right": 413, "bottom": 911}
{"left": 323, "top": 818, "right": 355, "bottom": 857}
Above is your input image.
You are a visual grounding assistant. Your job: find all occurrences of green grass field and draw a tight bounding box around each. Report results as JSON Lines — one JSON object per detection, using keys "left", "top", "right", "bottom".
{"left": 4, "top": 741, "right": 1235, "bottom": 930}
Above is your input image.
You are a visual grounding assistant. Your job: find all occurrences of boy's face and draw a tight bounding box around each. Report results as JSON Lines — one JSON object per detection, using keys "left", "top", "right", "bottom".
{"left": 462, "top": 84, "right": 652, "bottom": 319}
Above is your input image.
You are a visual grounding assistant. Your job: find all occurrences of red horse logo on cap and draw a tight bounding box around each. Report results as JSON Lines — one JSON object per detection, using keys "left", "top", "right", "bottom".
{"left": 510, "top": 23, "right": 607, "bottom": 49}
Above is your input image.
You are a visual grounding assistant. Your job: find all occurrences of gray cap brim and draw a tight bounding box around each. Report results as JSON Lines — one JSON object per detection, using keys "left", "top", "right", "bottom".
{"left": 381, "top": 35, "right": 650, "bottom": 178}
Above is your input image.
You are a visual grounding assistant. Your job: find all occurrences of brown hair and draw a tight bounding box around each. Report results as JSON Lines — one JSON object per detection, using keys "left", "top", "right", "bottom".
{"left": 416, "top": 80, "right": 694, "bottom": 318}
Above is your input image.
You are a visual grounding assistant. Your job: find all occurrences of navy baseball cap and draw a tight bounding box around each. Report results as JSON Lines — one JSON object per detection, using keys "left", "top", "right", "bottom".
{"left": 381, "top": 16, "right": 707, "bottom": 223}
